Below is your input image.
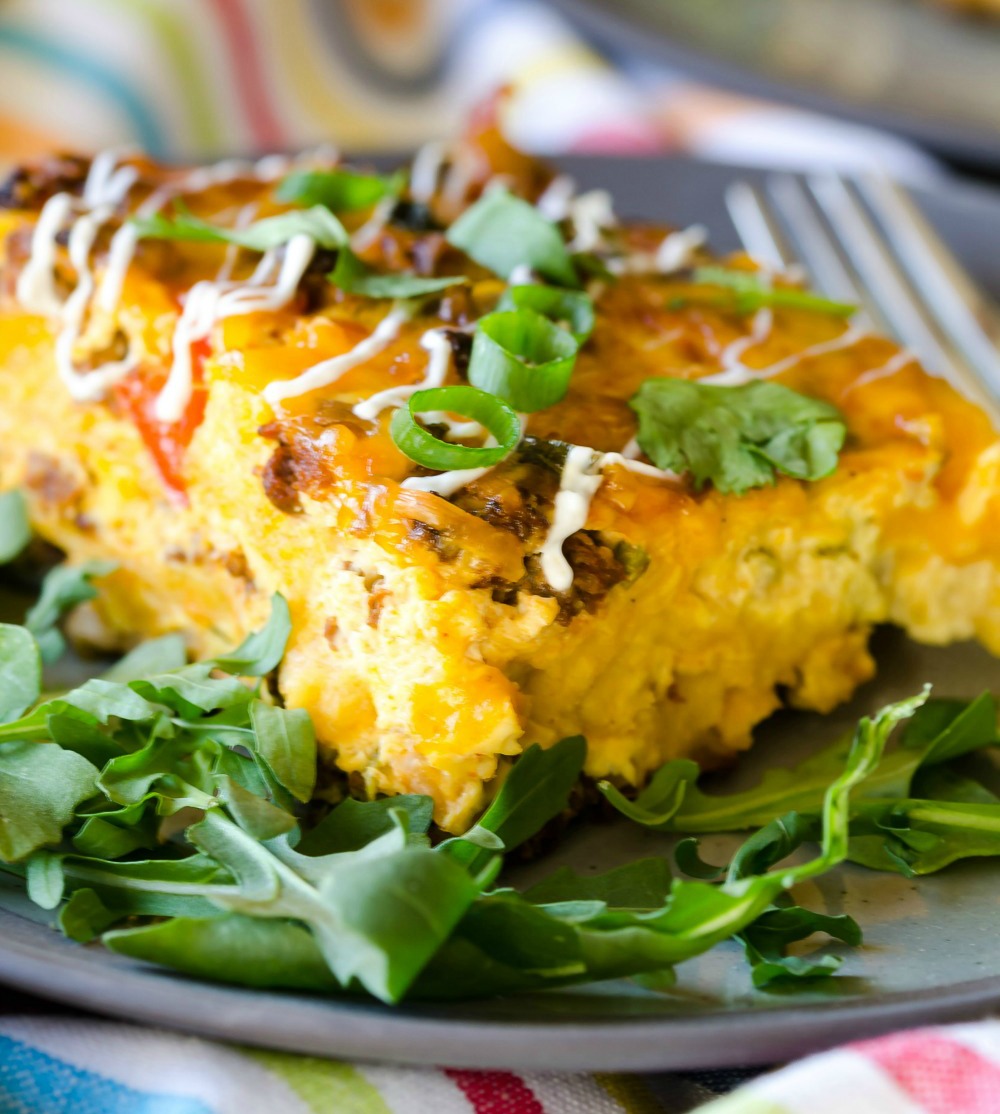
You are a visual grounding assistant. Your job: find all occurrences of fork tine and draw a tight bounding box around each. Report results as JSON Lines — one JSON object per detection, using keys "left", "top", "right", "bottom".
{"left": 856, "top": 174, "right": 1000, "bottom": 408}
{"left": 724, "top": 181, "right": 796, "bottom": 272}
{"left": 764, "top": 175, "right": 879, "bottom": 334}
{"left": 806, "top": 174, "right": 961, "bottom": 380}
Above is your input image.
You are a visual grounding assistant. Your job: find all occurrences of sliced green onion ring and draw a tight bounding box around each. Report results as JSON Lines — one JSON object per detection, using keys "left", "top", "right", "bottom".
{"left": 496, "top": 285, "right": 595, "bottom": 343}
{"left": 468, "top": 309, "right": 579, "bottom": 413}
{"left": 390, "top": 386, "right": 521, "bottom": 471}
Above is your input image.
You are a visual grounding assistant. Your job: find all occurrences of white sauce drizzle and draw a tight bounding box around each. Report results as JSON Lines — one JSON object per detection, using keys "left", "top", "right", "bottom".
{"left": 508, "top": 263, "right": 535, "bottom": 286}
{"left": 843, "top": 347, "right": 918, "bottom": 394}
{"left": 704, "top": 308, "right": 775, "bottom": 387}
{"left": 55, "top": 204, "right": 136, "bottom": 398}
{"left": 157, "top": 233, "right": 315, "bottom": 421}
{"left": 262, "top": 304, "right": 411, "bottom": 410}
{"left": 535, "top": 175, "right": 576, "bottom": 221}
{"left": 538, "top": 446, "right": 607, "bottom": 592}
{"left": 18, "top": 152, "right": 141, "bottom": 399}
{"left": 350, "top": 193, "right": 398, "bottom": 253}
{"left": 352, "top": 327, "right": 452, "bottom": 421}
{"left": 700, "top": 325, "right": 869, "bottom": 388}
{"left": 655, "top": 224, "right": 707, "bottom": 272}
{"left": 567, "top": 190, "right": 616, "bottom": 253}
{"left": 402, "top": 464, "right": 494, "bottom": 498}
{"left": 15, "top": 192, "right": 75, "bottom": 314}
{"left": 608, "top": 224, "right": 707, "bottom": 277}
{"left": 536, "top": 443, "right": 681, "bottom": 592}
{"left": 410, "top": 140, "right": 449, "bottom": 203}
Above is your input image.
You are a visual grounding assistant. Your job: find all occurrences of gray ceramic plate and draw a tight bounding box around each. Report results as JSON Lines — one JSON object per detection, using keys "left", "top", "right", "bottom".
{"left": 2, "top": 157, "right": 1000, "bottom": 1071}
{"left": 550, "top": 0, "right": 1000, "bottom": 167}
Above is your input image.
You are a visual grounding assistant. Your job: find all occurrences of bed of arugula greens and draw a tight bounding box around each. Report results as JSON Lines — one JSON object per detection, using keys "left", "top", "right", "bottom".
{"left": 1, "top": 489, "right": 999, "bottom": 1006}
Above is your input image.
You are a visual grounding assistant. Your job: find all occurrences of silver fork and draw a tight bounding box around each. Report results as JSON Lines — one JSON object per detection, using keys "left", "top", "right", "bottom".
{"left": 724, "top": 173, "right": 1000, "bottom": 420}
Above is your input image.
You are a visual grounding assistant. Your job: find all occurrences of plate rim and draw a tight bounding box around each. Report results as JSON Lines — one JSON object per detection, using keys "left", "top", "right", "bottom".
{"left": 4, "top": 155, "right": 1000, "bottom": 1072}
{"left": 3, "top": 905, "right": 1000, "bottom": 1071}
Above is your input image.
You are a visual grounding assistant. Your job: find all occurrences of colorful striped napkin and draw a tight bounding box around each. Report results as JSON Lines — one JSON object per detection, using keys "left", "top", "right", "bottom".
{"left": 4, "top": 1017, "right": 1000, "bottom": 1113}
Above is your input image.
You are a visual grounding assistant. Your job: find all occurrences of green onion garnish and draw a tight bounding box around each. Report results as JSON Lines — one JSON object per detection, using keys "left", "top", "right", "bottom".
{"left": 684, "top": 267, "right": 856, "bottom": 317}
{"left": 445, "top": 188, "right": 578, "bottom": 287}
{"left": 467, "top": 309, "right": 579, "bottom": 413}
{"left": 131, "top": 201, "right": 348, "bottom": 251}
{"left": 496, "top": 284, "right": 595, "bottom": 343}
{"left": 275, "top": 168, "right": 405, "bottom": 212}
{"left": 389, "top": 386, "right": 521, "bottom": 470}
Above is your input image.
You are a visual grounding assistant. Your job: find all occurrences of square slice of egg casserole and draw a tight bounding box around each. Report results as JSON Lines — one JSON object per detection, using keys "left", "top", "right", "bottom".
{"left": 2, "top": 129, "right": 999, "bottom": 832}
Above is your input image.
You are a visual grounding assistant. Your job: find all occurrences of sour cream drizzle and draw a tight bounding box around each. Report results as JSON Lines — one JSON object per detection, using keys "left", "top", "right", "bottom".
{"left": 352, "top": 327, "right": 451, "bottom": 422}
{"left": 701, "top": 324, "right": 869, "bottom": 387}
{"left": 17, "top": 151, "right": 140, "bottom": 398}
{"left": 158, "top": 233, "right": 315, "bottom": 421}
{"left": 536, "top": 444, "right": 681, "bottom": 592}
{"left": 263, "top": 304, "right": 412, "bottom": 410}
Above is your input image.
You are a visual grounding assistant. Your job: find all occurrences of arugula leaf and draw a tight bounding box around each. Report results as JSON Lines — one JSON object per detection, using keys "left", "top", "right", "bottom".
{"left": 25, "top": 560, "right": 116, "bottom": 663}
{"left": 848, "top": 797, "right": 1000, "bottom": 876}
{"left": 523, "top": 858, "right": 672, "bottom": 910}
{"left": 0, "top": 741, "right": 98, "bottom": 862}
{"left": 275, "top": 168, "right": 404, "bottom": 212}
{"left": 59, "top": 888, "right": 119, "bottom": 943}
{"left": 680, "top": 268, "right": 856, "bottom": 317}
{"left": 630, "top": 379, "right": 846, "bottom": 495}
{"left": 0, "top": 624, "right": 41, "bottom": 723}
{"left": 188, "top": 810, "right": 478, "bottom": 1002}
{"left": 296, "top": 795, "right": 433, "bottom": 856}
{"left": 445, "top": 188, "right": 578, "bottom": 287}
{"left": 210, "top": 594, "right": 291, "bottom": 676}
{"left": 0, "top": 489, "right": 30, "bottom": 563}
{"left": 132, "top": 204, "right": 348, "bottom": 252}
{"left": 600, "top": 690, "right": 982, "bottom": 835}
{"left": 329, "top": 247, "right": 466, "bottom": 299}
{"left": 26, "top": 849, "right": 65, "bottom": 909}
{"left": 101, "top": 634, "right": 187, "bottom": 682}
{"left": 442, "top": 736, "right": 586, "bottom": 876}
{"left": 106, "top": 913, "right": 340, "bottom": 990}
{"left": 248, "top": 701, "right": 316, "bottom": 804}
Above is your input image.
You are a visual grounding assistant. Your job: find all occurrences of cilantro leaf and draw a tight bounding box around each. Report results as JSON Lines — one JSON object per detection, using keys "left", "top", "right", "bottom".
{"left": 629, "top": 378, "right": 846, "bottom": 494}
{"left": 445, "top": 188, "right": 578, "bottom": 287}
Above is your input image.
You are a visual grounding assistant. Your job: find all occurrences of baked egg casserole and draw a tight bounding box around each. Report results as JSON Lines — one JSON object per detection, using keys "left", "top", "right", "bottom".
{"left": 1, "top": 124, "right": 999, "bottom": 832}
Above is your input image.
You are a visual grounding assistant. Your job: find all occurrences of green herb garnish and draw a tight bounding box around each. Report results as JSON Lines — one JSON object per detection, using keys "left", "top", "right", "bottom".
{"left": 445, "top": 188, "right": 578, "bottom": 287}
{"left": 0, "top": 489, "right": 30, "bottom": 563}
{"left": 468, "top": 309, "right": 579, "bottom": 413}
{"left": 132, "top": 202, "right": 348, "bottom": 251}
{"left": 679, "top": 267, "right": 856, "bottom": 317}
{"left": 275, "top": 168, "right": 405, "bottom": 212}
{"left": 629, "top": 378, "right": 846, "bottom": 494}
{"left": 389, "top": 385, "right": 521, "bottom": 471}
{"left": 329, "top": 247, "right": 467, "bottom": 299}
